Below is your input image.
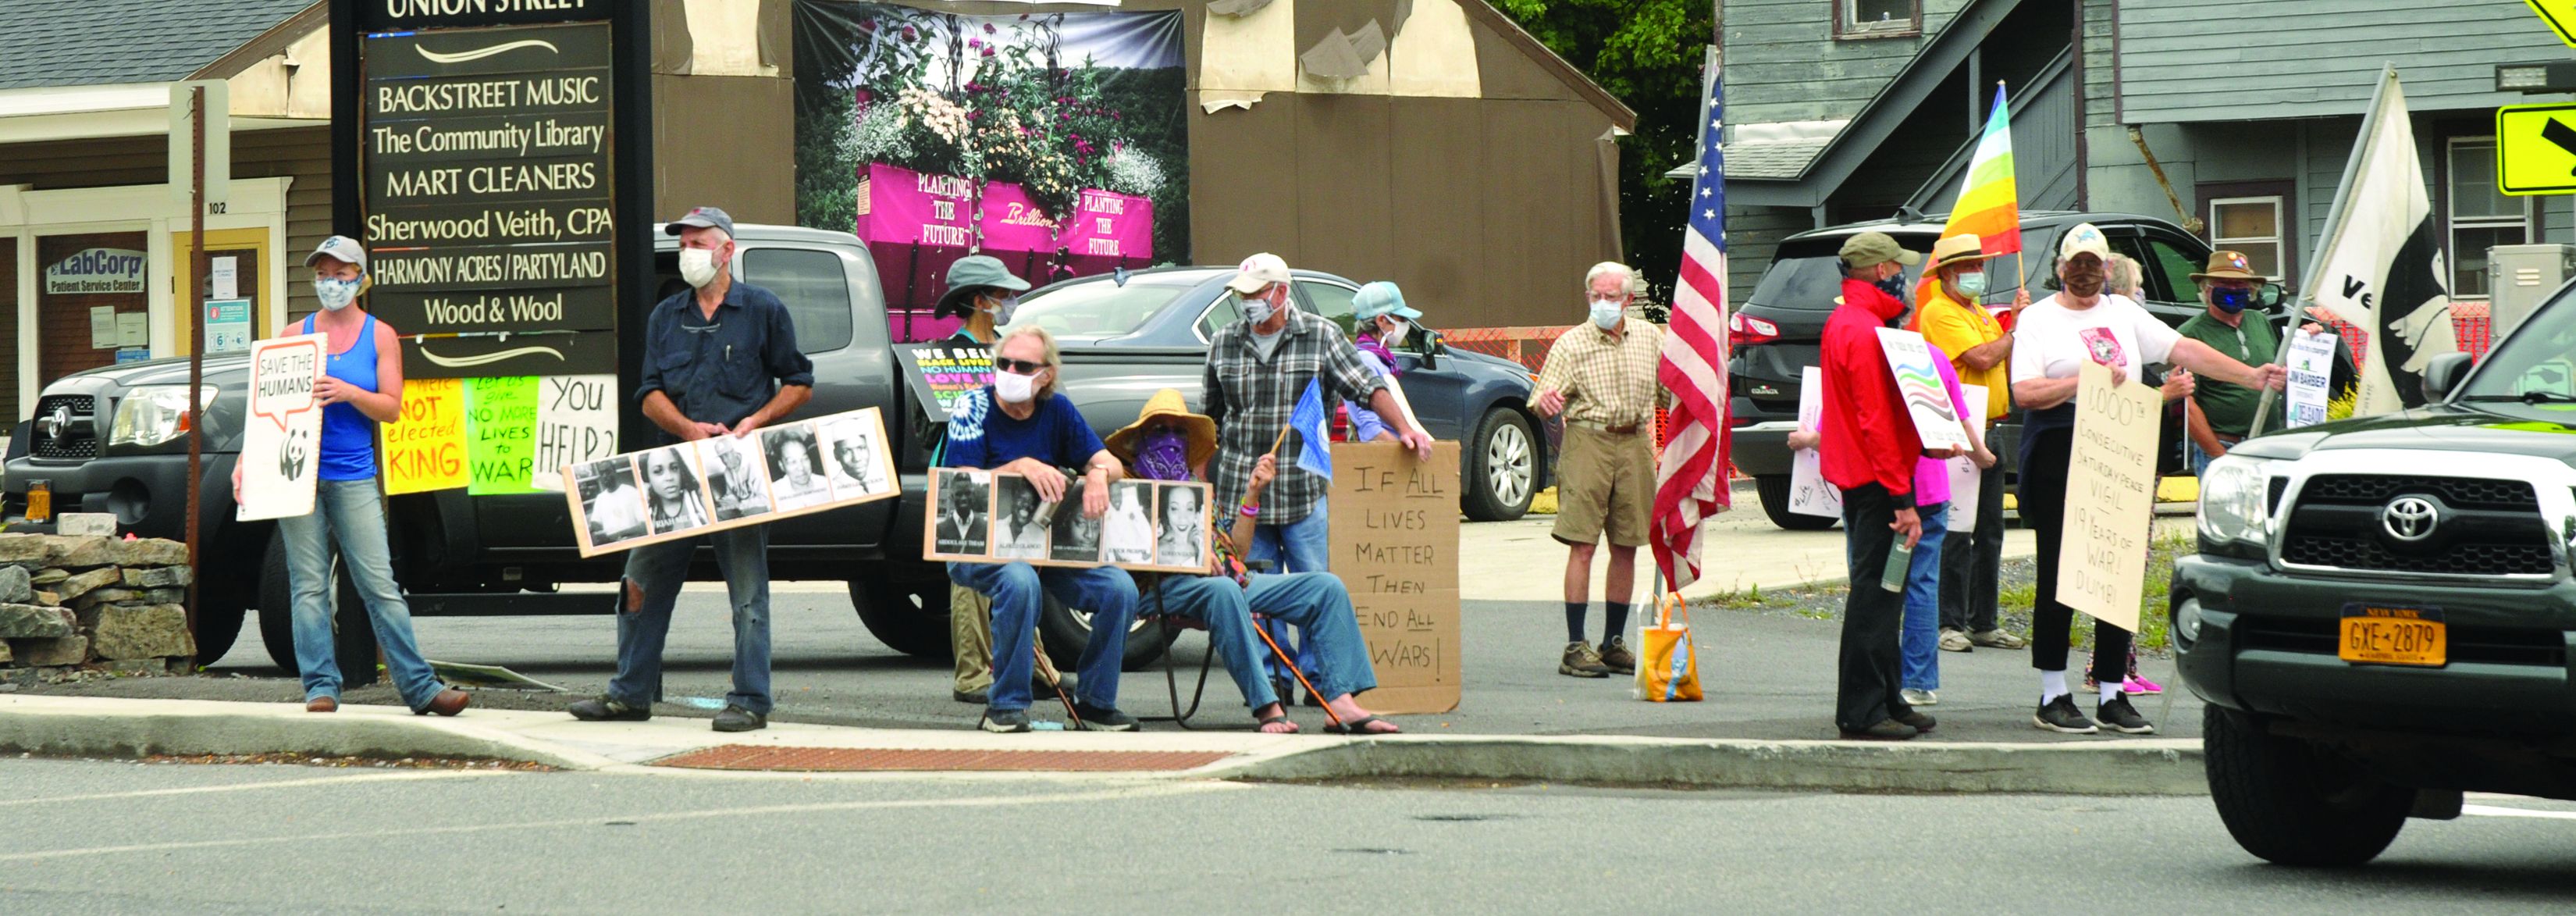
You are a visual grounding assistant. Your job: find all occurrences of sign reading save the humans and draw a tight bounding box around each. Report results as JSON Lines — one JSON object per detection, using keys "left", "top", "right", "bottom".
{"left": 2055, "top": 361, "right": 2158, "bottom": 632}
{"left": 1325, "top": 441, "right": 1461, "bottom": 715}
{"left": 237, "top": 334, "right": 328, "bottom": 522}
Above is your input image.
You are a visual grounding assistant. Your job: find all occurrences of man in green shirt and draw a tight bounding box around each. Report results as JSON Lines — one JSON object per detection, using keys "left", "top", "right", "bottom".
{"left": 2176, "top": 250, "right": 2293, "bottom": 476}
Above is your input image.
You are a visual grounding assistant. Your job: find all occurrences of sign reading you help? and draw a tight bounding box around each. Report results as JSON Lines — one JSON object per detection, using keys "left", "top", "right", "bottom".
{"left": 2055, "top": 362, "right": 2158, "bottom": 633}
{"left": 1325, "top": 441, "right": 1462, "bottom": 715}
{"left": 237, "top": 334, "right": 329, "bottom": 522}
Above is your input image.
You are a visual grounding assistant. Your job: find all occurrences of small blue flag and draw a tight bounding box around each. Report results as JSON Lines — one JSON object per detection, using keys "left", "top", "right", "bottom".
{"left": 1289, "top": 378, "right": 1332, "bottom": 480}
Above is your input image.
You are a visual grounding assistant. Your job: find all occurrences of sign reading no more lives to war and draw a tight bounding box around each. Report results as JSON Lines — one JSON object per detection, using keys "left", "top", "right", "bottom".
{"left": 1326, "top": 440, "right": 1463, "bottom": 715}
{"left": 2055, "top": 361, "right": 2157, "bottom": 633}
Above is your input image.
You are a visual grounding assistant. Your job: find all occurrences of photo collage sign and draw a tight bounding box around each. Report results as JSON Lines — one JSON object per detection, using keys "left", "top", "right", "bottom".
{"left": 565, "top": 408, "right": 898, "bottom": 556}
{"left": 923, "top": 469, "right": 1213, "bottom": 574}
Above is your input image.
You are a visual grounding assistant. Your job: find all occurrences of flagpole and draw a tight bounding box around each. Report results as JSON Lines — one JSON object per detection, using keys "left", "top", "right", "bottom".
{"left": 2250, "top": 63, "right": 2397, "bottom": 438}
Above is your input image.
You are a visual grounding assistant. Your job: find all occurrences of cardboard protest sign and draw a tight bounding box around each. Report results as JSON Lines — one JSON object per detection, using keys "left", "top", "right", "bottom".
{"left": 466, "top": 376, "right": 539, "bottom": 494}
{"left": 1945, "top": 384, "right": 1989, "bottom": 533}
{"left": 237, "top": 333, "right": 327, "bottom": 522}
{"left": 534, "top": 375, "right": 620, "bottom": 491}
{"left": 379, "top": 377, "right": 469, "bottom": 496}
{"left": 922, "top": 469, "right": 1213, "bottom": 575}
{"left": 567, "top": 408, "right": 899, "bottom": 557}
{"left": 2286, "top": 331, "right": 2336, "bottom": 429}
{"left": 1788, "top": 365, "right": 1841, "bottom": 519}
{"left": 895, "top": 343, "right": 992, "bottom": 422}
{"left": 1876, "top": 328, "right": 1973, "bottom": 451}
{"left": 1326, "top": 441, "right": 1463, "bottom": 715}
{"left": 2055, "top": 362, "right": 2158, "bottom": 632}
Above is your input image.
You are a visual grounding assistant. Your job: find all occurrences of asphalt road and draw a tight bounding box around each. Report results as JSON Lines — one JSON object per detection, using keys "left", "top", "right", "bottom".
{"left": 4, "top": 757, "right": 2574, "bottom": 914}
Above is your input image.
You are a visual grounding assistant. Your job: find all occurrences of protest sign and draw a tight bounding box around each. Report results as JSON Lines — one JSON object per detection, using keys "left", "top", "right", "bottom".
{"left": 2055, "top": 362, "right": 2158, "bottom": 632}
{"left": 466, "top": 376, "right": 540, "bottom": 494}
{"left": 379, "top": 377, "right": 469, "bottom": 496}
{"left": 533, "top": 375, "right": 620, "bottom": 490}
{"left": 237, "top": 333, "right": 326, "bottom": 522}
{"left": 2286, "top": 331, "right": 2337, "bottom": 429}
{"left": 895, "top": 343, "right": 993, "bottom": 422}
{"left": 1945, "top": 384, "right": 1989, "bottom": 533}
{"left": 1876, "top": 328, "right": 1973, "bottom": 451}
{"left": 921, "top": 469, "right": 1212, "bottom": 575}
{"left": 1788, "top": 365, "right": 1841, "bottom": 519}
{"left": 1326, "top": 441, "right": 1462, "bottom": 715}
{"left": 568, "top": 408, "right": 899, "bottom": 557}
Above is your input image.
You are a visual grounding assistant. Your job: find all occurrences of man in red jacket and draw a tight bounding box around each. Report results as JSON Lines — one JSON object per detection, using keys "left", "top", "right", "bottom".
{"left": 1820, "top": 231, "right": 1941, "bottom": 740}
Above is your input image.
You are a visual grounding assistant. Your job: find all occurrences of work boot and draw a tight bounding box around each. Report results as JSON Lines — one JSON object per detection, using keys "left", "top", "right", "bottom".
{"left": 1559, "top": 641, "right": 1611, "bottom": 678}
{"left": 568, "top": 694, "right": 651, "bottom": 722}
{"left": 1596, "top": 637, "right": 1637, "bottom": 675}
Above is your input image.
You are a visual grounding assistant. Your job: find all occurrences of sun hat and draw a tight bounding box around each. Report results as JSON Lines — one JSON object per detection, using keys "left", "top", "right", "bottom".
{"left": 934, "top": 255, "right": 1033, "bottom": 319}
{"left": 2189, "top": 250, "right": 2263, "bottom": 282}
{"left": 1925, "top": 233, "right": 1998, "bottom": 273}
{"left": 1103, "top": 388, "right": 1219, "bottom": 471}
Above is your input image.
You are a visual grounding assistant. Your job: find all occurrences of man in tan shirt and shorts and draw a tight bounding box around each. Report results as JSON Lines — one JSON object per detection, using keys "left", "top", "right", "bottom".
{"left": 1532, "top": 262, "right": 1665, "bottom": 678}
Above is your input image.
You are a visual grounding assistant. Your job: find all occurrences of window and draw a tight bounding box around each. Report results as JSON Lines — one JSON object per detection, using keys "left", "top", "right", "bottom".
{"left": 2207, "top": 197, "right": 2285, "bottom": 281}
{"left": 739, "top": 247, "right": 854, "bottom": 354}
{"left": 2449, "top": 137, "right": 2530, "bottom": 300}
{"left": 2133, "top": 234, "right": 2211, "bottom": 307}
{"left": 1194, "top": 293, "right": 1241, "bottom": 342}
{"left": 1297, "top": 280, "right": 1361, "bottom": 338}
{"left": 1834, "top": 0, "right": 1921, "bottom": 39}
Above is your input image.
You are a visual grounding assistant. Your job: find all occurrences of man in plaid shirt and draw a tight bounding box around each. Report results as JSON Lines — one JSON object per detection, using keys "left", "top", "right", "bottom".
{"left": 1203, "top": 253, "right": 1432, "bottom": 695}
{"left": 1532, "top": 262, "right": 1667, "bottom": 679}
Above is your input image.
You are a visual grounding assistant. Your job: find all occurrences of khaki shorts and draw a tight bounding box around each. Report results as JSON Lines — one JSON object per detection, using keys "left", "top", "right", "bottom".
{"left": 1552, "top": 423, "right": 1653, "bottom": 548}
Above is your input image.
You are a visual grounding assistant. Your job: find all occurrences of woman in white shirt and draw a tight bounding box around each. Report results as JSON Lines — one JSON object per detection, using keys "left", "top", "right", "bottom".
{"left": 2009, "top": 224, "right": 2285, "bottom": 736}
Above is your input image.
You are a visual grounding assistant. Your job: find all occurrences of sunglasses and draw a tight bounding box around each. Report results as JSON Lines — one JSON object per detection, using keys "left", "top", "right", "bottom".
{"left": 993, "top": 357, "right": 1045, "bottom": 374}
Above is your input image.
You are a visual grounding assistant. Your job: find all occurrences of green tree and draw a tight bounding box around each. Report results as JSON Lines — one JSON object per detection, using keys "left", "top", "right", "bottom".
{"left": 1493, "top": 0, "right": 1710, "bottom": 305}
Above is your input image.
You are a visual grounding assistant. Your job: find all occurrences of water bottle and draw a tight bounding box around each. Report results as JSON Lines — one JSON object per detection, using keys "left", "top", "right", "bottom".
{"left": 1880, "top": 540, "right": 1912, "bottom": 593}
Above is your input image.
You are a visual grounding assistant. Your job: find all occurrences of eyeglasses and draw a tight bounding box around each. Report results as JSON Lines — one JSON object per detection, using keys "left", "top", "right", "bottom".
{"left": 993, "top": 357, "right": 1044, "bottom": 374}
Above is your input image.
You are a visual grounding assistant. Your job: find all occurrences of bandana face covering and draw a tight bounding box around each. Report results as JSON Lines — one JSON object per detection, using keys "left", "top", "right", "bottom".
{"left": 1134, "top": 429, "right": 1192, "bottom": 482}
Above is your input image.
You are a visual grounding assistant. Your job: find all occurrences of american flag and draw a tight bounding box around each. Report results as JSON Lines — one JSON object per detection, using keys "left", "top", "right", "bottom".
{"left": 1652, "top": 53, "right": 1731, "bottom": 590}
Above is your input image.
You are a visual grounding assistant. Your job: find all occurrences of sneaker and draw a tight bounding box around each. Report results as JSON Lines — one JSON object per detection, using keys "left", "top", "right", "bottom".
{"left": 2124, "top": 674, "right": 2163, "bottom": 695}
{"left": 1891, "top": 709, "right": 1937, "bottom": 732}
{"left": 1558, "top": 641, "right": 1611, "bottom": 678}
{"left": 2096, "top": 695, "right": 2157, "bottom": 734}
{"left": 952, "top": 687, "right": 990, "bottom": 704}
{"left": 1969, "top": 629, "right": 2028, "bottom": 649}
{"left": 1899, "top": 688, "right": 1938, "bottom": 707}
{"left": 1070, "top": 702, "right": 1139, "bottom": 732}
{"left": 568, "top": 694, "right": 650, "bottom": 722}
{"left": 1937, "top": 629, "right": 1974, "bottom": 653}
{"left": 712, "top": 704, "right": 767, "bottom": 732}
{"left": 2031, "top": 695, "right": 2099, "bottom": 734}
{"left": 1839, "top": 718, "right": 1919, "bottom": 740}
{"left": 980, "top": 707, "right": 1033, "bottom": 733}
{"left": 1597, "top": 637, "right": 1638, "bottom": 675}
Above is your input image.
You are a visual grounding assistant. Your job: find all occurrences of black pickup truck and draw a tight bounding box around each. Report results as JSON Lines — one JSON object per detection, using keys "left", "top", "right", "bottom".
{"left": 2177, "top": 279, "right": 2576, "bottom": 865}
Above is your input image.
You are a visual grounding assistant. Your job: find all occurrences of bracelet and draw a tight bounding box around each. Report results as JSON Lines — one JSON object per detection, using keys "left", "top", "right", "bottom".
{"left": 1238, "top": 503, "right": 1261, "bottom": 519}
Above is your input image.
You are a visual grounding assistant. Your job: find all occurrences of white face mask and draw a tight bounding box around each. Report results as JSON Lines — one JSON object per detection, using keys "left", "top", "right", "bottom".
{"left": 315, "top": 276, "right": 361, "bottom": 312}
{"left": 1240, "top": 290, "right": 1279, "bottom": 329}
{"left": 1588, "top": 298, "right": 1624, "bottom": 330}
{"left": 993, "top": 368, "right": 1039, "bottom": 404}
{"left": 1380, "top": 319, "right": 1410, "bottom": 348}
{"left": 679, "top": 248, "right": 720, "bottom": 288}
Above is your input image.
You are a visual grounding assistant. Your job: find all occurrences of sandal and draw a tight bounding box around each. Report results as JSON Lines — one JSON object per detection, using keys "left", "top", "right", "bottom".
{"left": 1325, "top": 715, "right": 1399, "bottom": 736}
{"left": 1256, "top": 714, "right": 1300, "bottom": 735}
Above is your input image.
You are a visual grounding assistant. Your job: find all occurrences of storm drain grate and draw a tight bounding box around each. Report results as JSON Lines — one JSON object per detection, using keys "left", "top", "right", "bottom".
{"left": 649, "top": 745, "right": 1237, "bottom": 772}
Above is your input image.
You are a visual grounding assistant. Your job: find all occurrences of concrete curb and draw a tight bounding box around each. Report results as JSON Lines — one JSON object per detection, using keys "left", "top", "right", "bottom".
{"left": 0, "top": 697, "right": 618, "bottom": 771}
{"left": 1206, "top": 735, "right": 2208, "bottom": 795}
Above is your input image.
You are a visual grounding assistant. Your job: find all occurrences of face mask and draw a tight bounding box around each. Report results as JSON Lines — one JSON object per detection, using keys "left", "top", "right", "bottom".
{"left": 315, "top": 276, "right": 361, "bottom": 311}
{"left": 992, "top": 368, "right": 1039, "bottom": 404}
{"left": 2062, "top": 266, "right": 2105, "bottom": 298}
{"left": 679, "top": 248, "right": 720, "bottom": 288}
{"left": 1134, "top": 430, "right": 1193, "bottom": 483}
{"left": 1951, "top": 271, "right": 1987, "bottom": 298}
{"left": 2210, "top": 286, "right": 2254, "bottom": 313}
{"left": 1589, "top": 299, "right": 1624, "bottom": 330}
{"left": 1872, "top": 270, "right": 1909, "bottom": 301}
{"left": 1380, "top": 319, "right": 1411, "bottom": 348}
{"left": 986, "top": 294, "right": 1020, "bottom": 326}
{"left": 1240, "top": 294, "right": 1277, "bottom": 329}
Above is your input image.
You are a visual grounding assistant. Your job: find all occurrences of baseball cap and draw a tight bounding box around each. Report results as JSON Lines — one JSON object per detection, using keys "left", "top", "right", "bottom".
{"left": 1352, "top": 281, "right": 1421, "bottom": 323}
{"left": 2058, "top": 223, "right": 2112, "bottom": 262}
{"left": 664, "top": 205, "right": 736, "bottom": 239}
{"left": 1226, "top": 252, "right": 1291, "bottom": 295}
{"left": 303, "top": 235, "right": 367, "bottom": 271}
{"left": 1838, "top": 231, "right": 1922, "bottom": 269}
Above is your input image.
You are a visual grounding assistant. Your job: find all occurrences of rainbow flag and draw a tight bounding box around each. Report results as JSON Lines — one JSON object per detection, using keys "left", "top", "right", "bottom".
{"left": 1944, "top": 84, "right": 2021, "bottom": 256}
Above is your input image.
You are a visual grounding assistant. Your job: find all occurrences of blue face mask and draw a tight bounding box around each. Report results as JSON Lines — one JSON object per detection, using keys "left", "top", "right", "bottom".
{"left": 1873, "top": 271, "right": 1909, "bottom": 302}
{"left": 1951, "top": 272, "right": 1987, "bottom": 298}
{"left": 2210, "top": 285, "right": 2254, "bottom": 314}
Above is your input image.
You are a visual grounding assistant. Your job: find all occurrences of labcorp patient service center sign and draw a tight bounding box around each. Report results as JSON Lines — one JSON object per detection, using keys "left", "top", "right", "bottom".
{"left": 44, "top": 248, "right": 148, "bottom": 294}
{"left": 238, "top": 333, "right": 329, "bottom": 522}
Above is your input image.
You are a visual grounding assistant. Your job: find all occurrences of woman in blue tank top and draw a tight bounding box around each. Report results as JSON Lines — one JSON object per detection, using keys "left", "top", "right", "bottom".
{"left": 236, "top": 237, "right": 467, "bottom": 716}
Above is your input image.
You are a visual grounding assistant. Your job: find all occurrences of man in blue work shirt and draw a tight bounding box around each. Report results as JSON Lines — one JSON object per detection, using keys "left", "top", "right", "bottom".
{"left": 569, "top": 206, "right": 814, "bottom": 733}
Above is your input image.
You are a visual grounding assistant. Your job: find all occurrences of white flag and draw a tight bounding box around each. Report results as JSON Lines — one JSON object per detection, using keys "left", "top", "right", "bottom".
{"left": 2304, "top": 66, "right": 2460, "bottom": 418}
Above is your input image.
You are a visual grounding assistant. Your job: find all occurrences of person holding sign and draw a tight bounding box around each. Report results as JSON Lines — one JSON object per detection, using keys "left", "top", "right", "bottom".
{"left": 237, "top": 237, "right": 468, "bottom": 717}
{"left": 930, "top": 255, "right": 1050, "bottom": 707}
{"left": 2011, "top": 225, "right": 2284, "bottom": 735}
{"left": 1909, "top": 233, "right": 2031, "bottom": 656}
{"left": 2177, "top": 251, "right": 2325, "bottom": 476}
{"left": 1531, "top": 262, "right": 1667, "bottom": 679}
{"left": 945, "top": 326, "right": 1142, "bottom": 733}
{"left": 568, "top": 207, "right": 814, "bottom": 735}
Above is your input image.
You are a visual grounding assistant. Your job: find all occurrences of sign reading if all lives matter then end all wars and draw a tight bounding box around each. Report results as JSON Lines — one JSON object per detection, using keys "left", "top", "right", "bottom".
{"left": 1325, "top": 440, "right": 1461, "bottom": 715}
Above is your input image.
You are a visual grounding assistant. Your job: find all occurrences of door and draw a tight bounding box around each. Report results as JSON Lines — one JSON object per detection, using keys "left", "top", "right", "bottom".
{"left": 0, "top": 236, "right": 18, "bottom": 426}
{"left": 1387, "top": 337, "right": 1472, "bottom": 443}
{"left": 35, "top": 233, "right": 151, "bottom": 385}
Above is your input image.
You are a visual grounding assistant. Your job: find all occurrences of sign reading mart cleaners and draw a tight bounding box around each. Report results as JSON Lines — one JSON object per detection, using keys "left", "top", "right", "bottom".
{"left": 44, "top": 248, "right": 148, "bottom": 294}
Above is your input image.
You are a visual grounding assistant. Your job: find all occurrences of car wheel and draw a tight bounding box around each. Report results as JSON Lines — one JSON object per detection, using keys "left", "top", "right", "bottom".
{"left": 849, "top": 577, "right": 952, "bottom": 660}
{"left": 1462, "top": 408, "right": 1537, "bottom": 522}
{"left": 2204, "top": 704, "right": 2412, "bottom": 866}
{"left": 1754, "top": 476, "right": 1838, "bottom": 531}
{"left": 189, "top": 576, "right": 247, "bottom": 669}
{"left": 254, "top": 530, "right": 381, "bottom": 686}
{"left": 1039, "top": 592, "right": 1170, "bottom": 672}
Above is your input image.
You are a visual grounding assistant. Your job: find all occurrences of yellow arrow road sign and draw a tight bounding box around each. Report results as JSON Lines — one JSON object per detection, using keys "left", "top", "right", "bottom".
{"left": 2530, "top": 0, "right": 2576, "bottom": 47}
{"left": 2498, "top": 103, "right": 2576, "bottom": 195}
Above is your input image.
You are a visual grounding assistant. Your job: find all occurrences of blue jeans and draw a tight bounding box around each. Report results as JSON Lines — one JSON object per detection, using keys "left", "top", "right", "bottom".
{"left": 2189, "top": 439, "right": 2216, "bottom": 478}
{"left": 279, "top": 477, "right": 443, "bottom": 710}
{"left": 1247, "top": 501, "right": 1330, "bottom": 679}
{"left": 948, "top": 561, "right": 1138, "bottom": 713}
{"left": 610, "top": 526, "right": 774, "bottom": 715}
{"left": 1901, "top": 501, "right": 1948, "bottom": 692}
{"left": 1151, "top": 572, "right": 1379, "bottom": 711}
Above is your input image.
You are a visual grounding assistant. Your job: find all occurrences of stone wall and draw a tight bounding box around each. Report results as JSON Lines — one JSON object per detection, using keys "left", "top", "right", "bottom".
{"left": 0, "top": 534, "right": 195, "bottom": 686}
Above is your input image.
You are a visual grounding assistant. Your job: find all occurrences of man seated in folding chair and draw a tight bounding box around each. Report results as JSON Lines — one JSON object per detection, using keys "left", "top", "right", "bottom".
{"left": 1105, "top": 390, "right": 1400, "bottom": 736}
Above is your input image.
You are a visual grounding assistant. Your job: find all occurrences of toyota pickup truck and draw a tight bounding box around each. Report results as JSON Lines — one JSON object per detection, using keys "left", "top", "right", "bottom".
{"left": 2177, "top": 279, "right": 2576, "bottom": 865}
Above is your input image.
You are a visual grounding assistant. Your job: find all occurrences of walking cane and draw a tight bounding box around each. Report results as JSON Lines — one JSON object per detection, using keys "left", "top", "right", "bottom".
{"left": 1039, "top": 643, "right": 1084, "bottom": 730}
{"left": 1249, "top": 620, "right": 1345, "bottom": 731}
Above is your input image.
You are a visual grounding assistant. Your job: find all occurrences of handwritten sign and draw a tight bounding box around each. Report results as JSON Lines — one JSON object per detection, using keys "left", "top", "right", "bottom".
{"left": 533, "top": 374, "right": 619, "bottom": 490}
{"left": 895, "top": 342, "right": 993, "bottom": 422}
{"left": 1877, "top": 328, "right": 1973, "bottom": 451}
{"left": 466, "top": 376, "right": 539, "bottom": 494}
{"left": 1945, "top": 384, "right": 1988, "bottom": 533}
{"left": 2055, "top": 362, "right": 2157, "bottom": 632}
{"left": 237, "top": 333, "right": 326, "bottom": 522}
{"left": 2286, "top": 331, "right": 2336, "bottom": 429}
{"left": 1788, "top": 365, "right": 1841, "bottom": 519}
{"left": 380, "top": 377, "right": 469, "bottom": 495}
{"left": 1326, "top": 440, "right": 1462, "bottom": 715}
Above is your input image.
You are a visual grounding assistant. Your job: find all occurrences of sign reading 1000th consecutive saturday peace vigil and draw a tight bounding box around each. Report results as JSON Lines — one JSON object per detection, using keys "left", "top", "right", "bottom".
{"left": 1325, "top": 441, "right": 1462, "bottom": 715}
{"left": 2055, "top": 361, "right": 2157, "bottom": 633}
{"left": 362, "top": 21, "right": 618, "bottom": 378}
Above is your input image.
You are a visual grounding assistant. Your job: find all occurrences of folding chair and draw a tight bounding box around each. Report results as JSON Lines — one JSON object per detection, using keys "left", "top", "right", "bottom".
{"left": 1136, "top": 568, "right": 1343, "bottom": 732}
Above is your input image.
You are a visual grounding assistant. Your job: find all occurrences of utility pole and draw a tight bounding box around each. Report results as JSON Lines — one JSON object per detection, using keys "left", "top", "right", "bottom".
{"left": 183, "top": 85, "right": 207, "bottom": 670}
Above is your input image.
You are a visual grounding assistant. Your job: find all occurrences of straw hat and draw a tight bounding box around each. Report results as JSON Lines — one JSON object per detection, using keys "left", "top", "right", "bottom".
{"left": 1925, "top": 233, "right": 1998, "bottom": 273}
{"left": 1105, "top": 388, "right": 1219, "bottom": 470}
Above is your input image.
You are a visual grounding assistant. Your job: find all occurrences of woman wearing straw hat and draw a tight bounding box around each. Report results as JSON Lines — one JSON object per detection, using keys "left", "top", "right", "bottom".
{"left": 1105, "top": 390, "right": 1401, "bottom": 735}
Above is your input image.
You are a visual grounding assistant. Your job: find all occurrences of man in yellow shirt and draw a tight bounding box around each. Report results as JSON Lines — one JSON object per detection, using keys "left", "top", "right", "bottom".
{"left": 1909, "top": 233, "right": 2029, "bottom": 654}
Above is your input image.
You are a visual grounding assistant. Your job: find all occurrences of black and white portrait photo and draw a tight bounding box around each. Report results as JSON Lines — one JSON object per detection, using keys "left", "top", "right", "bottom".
{"left": 639, "top": 446, "right": 712, "bottom": 535}
{"left": 1101, "top": 479, "right": 1155, "bottom": 565}
{"left": 762, "top": 423, "right": 833, "bottom": 511}
{"left": 932, "top": 469, "right": 991, "bottom": 556}
{"left": 1155, "top": 482, "right": 1208, "bottom": 568}
{"left": 1049, "top": 477, "right": 1102, "bottom": 563}
{"left": 992, "top": 475, "right": 1049, "bottom": 561}
{"left": 819, "top": 414, "right": 890, "bottom": 500}
{"left": 575, "top": 457, "right": 649, "bottom": 547}
{"left": 698, "top": 433, "right": 773, "bottom": 522}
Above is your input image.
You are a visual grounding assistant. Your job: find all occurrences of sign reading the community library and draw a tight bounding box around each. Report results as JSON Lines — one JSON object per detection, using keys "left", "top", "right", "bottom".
{"left": 1876, "top": 328, "right": 1973, "bottom": 451}
{"left": 1788, "top": 366, "right": 1840, "bottom": 519}
{"left": 571, "top": 408, "right": 900, "bottom": 557}
{"left": 895, "top": 343, "right": 994, "bottom": 422}
{"left": 1326, "top": 441, "right": 1463, "bottom": 715}
{"left": 237, "top": 333, "right": 328, "bottom": 522}
{"left": 44, "top": 248, "right": 148, "bottom": 295}
{"left": 2055, "top": 362, "right": 2157, "bottom": 633}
